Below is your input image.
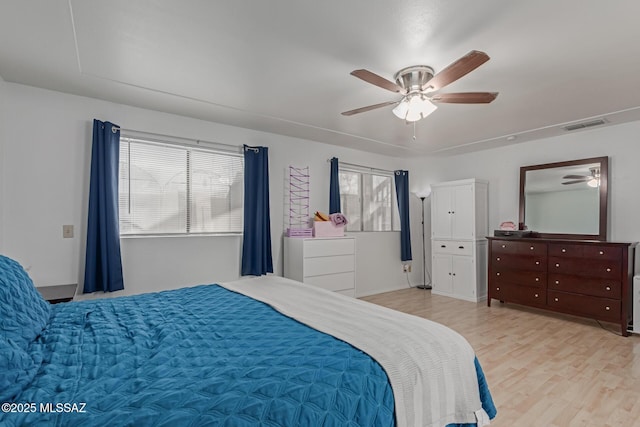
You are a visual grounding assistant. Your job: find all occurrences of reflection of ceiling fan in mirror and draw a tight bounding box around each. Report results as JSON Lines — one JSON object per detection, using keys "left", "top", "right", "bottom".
{"left": 562, "top": 167, "right": 601, "bottom": 187}
{"left": 341, "top": 50, "right": 498, "bottom": 122}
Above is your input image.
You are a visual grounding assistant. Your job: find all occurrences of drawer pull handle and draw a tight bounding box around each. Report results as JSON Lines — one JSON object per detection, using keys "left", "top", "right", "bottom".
{"left": 448, "top": 272, "right": 452, "bottom": 275}
{"left": 555, "top": 280, "right": 560, "bottom": 285}
{"left": 534, "top": 293, "right": 539, "bottom": 298}
{"left": 458, "top": 246, "right": 464, "bottom": 249}
{"left": 441, "top": 245, "right": 446, "bottom": 248}
{"left": 555, "top": 263, "right": 560, "bottom": 267}
{"left": 497, "top": 257, "right": 501, "bottom": 261}
{"left": 606, "top": 268, "right": 611, "bottom": 272}
{"left": 554, "top": 297, "right": 559, "bottom": 302}
{"left": 535, "top": 261, "right": 540, "bottom": 265}
{"left": 561, "top": 248, "right": 566, "bottom": 253}
{"left": 535, "top": 277, "right": 540, "bottom": 282}
{"left": 496, "top": 272, "right": 501, "bottom": 276}
{"left": 530, "top": 246, "right": 534, "bottom": 250}
{"left": 502, "top": 244, "right": 506, "bottom": 248}
{"left": 496, "top": 287, "right": 500, "bottom": 291}
{"left": 605, "top": 306, "right": 610, "bottom": 311}
{"left": 599, "top": 251, "right": 604, "bottom": 255}
{"left": 605, "top": 286, "right": 611, "bottom": 291}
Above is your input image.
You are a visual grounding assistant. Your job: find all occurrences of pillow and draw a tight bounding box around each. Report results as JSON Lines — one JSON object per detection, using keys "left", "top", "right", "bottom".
{"left": 0, "top": 255, "right": 51, "bottom": 350}
{"left": 0, "top": 337, "right": 39, "bottom": 402}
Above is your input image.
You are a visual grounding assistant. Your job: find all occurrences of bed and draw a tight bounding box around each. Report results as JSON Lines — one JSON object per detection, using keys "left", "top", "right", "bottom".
{"left": 0, "top": 255, "right": 496, "bottom": 426}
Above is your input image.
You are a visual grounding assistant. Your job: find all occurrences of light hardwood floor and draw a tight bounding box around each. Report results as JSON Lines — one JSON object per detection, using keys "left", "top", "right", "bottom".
{"left": 360, "top": 288, "right": 640, "bottom": 427}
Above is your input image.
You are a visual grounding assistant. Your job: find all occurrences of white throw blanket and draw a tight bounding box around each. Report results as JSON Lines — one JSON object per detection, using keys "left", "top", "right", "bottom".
{"left": 221, "top": 276, "right": 489, "bottom": 427}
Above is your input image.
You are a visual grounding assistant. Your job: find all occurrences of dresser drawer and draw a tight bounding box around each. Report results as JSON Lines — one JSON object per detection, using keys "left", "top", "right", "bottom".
{"left": 493, "top": 270, "right": 545, "bottom": 288}
{"left": 547, "top": 290, "right": 620, "bottom": 322}
{"left": 305, "top": 271, "right": 355, "bottom": 292}
{"left": 304, "top": 255, "right": 354, "bottom": 277}
{"left": 492, "top": 254, "right": 546, "bottom": 271}
{"left": 304, "top": 238, "right": 354, "bottom": 258}
{"left": 433, "top": 240, "right": 473, "bottom": 256}
{"left": 491, "top": 240, "right": 547, "bottom": 256}
{"left": 508, "top": 286, "right": 546, "bottom": 306}
{"left": 548, "top": 274, "right": 621, "bottom": 299}
{"left": 549, "top": 243, "right": 622, "bottom": 261}
{"left": 549, "top": 257, "right": 621, "bottom": 278}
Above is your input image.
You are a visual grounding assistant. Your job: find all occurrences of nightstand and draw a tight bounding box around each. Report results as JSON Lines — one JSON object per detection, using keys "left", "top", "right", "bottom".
{"left": 37, "top": 284, "right": 77, "bottom": 304}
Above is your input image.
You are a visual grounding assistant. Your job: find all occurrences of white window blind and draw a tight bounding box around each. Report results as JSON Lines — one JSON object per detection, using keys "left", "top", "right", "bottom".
{"left": 339, "top": 166, "right": 400, "bottom": 232}
{"left": 119, "top": 137, "right": 243, "bottom": 235}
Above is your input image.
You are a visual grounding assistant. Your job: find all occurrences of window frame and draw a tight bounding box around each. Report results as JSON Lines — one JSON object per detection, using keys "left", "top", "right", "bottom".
{"left": 118, "top": 135, "right": 244, "bottom": 238}
{"left": 338, "top": 165, "right": 400, "bottom": 232}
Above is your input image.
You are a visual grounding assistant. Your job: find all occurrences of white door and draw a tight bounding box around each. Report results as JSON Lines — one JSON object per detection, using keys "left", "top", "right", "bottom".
{"left": 431, "top": 187, "right": 452, "bottom": 239}
{"left": 451, "top": 185, "right": 474, "bottom": 239}
{"left": 432, "top": 254, "right": 453, "bottom": 294}
{"left": 451, "top": 256, "right": 475, "bottom": 299}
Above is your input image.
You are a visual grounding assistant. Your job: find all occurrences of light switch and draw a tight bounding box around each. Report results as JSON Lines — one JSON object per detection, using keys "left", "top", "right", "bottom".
{"left": 62, "top": 225, "right": 74, "bottom": 238}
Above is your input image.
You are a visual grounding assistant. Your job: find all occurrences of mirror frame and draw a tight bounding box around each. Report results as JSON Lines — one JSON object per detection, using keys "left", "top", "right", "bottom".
{"left": 518, "top": 156, "right": 608, "bottom": 241}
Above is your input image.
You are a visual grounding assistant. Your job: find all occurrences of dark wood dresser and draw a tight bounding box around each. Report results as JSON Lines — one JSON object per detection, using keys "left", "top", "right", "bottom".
{"left": 487, "top": 237, "right": 636, "bottom": 336}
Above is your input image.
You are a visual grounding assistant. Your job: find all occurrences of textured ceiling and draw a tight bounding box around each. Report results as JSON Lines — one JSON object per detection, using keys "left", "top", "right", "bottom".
{"left": 2, "top": 0, "right": 640, "bottom": 157}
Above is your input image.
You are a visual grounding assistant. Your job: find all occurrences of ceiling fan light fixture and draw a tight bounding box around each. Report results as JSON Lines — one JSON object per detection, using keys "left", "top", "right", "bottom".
{"left": 392, "top": 98, "right": 410, "bottom": 120}
{"left": 392, "top": 94, "right": 437, "bottom": 122}
{"left": 587, "top": 178, "right": 599, "bottom": 188}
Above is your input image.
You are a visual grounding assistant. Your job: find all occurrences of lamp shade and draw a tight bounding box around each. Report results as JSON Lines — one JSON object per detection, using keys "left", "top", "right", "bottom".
{"left": 413, "top": 188, "right": 431, "bottom": 199}
{"left": 393, "top": 94, "right": 437, "bottom": 122}
{"left": 392, "top": 98, "right": 410, "bottom": 120}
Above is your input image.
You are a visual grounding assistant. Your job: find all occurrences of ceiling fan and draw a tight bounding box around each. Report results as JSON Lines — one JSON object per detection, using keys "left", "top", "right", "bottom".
{"left": 342, "top": 50, "right": 498, "bottom": 122}
{"left": 562, "top": 167, "right": 601, "bottom": 187}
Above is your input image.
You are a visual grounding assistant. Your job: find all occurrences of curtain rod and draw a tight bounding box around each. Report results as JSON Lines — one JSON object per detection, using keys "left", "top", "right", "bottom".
{"left": 327, "top": 158, "right": 395, "bottom": 175}
{"left": 113, "top": 126, "right": 241, "bottom": 152}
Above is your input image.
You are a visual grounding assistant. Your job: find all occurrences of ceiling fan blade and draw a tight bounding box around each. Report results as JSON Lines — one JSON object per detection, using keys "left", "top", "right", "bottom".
{"left": 562, "top": 180, "right": 588, "bottom": 185}
{"left": 430, "top": 92, "right": 498, "bottom": 104}
{"left": 351, "top": 69, "right": 405, "bottom": 93}
{"left": 421, "top": 50, "right": 490, "bottom": 91}
{"left": 341, "top": 100, "right": 399, "bottom": 116}
{"left": 562, "top": 174, "right": 589, "bottom": 179}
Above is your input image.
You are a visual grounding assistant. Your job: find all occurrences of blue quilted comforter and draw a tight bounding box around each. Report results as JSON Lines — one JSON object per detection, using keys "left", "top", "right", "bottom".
{"left": 1, "top": 261, "right": 495, "bottom": 426}
{"left": 3, "top": 285, "right": 399, "bottom": 426}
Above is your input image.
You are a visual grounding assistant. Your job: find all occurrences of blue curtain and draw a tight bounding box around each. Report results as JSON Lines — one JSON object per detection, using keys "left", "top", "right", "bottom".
{"left": 394, "top": 170, "right": 412, "bottom": 262}
{"left": 241, "top": 145, "right": 274, "bottom": 276}
{"left": 329, "top": 157, "right": 341, "bottom": 214}
{"left": 83, "top": 119, "right": 124, "bottom": 293}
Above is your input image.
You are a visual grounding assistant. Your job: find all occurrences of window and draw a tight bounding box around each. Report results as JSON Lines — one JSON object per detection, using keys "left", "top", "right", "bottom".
{"left": 119, "top": 137, "right": 243, "bottom": 235}
{"left": 339, "top": 167, "right": 400, "bottom": 232}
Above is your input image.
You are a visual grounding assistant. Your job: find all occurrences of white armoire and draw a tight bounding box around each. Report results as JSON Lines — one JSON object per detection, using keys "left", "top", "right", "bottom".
{"left": 430, "top": 179, "right": 488, "bottom": 302}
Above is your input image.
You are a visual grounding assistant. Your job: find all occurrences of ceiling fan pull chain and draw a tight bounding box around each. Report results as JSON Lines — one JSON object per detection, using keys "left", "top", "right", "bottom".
{"left": 413, "top": 121, "right": 417, "bottom": 141}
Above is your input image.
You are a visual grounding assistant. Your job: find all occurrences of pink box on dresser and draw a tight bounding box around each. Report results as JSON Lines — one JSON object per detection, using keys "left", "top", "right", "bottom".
{"left": 313, "top": 221, "right": 344, "bottom": 237}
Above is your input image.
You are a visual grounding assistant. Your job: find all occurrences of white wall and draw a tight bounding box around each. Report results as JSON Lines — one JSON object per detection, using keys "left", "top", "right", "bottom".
{"left": 1, "top": 83, "right": 419, "bottom": 298}
{"left": 4, "top": 82, "right": 638, "bottom": 300}
{"left": 408, "top": 121, "right": 640, "bottom": 277}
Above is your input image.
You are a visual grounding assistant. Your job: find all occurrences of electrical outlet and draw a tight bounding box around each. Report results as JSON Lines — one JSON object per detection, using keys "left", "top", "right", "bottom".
{"left": 402, "top": 264, "right": 411, "bottom": 273}
{"left": 62, "top": 225, "right": 74, "bottom": 239}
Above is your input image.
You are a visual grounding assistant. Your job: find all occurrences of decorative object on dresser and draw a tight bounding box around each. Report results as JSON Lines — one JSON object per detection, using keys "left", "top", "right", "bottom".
{"left": 487, "top": 237, "right": 636, "bottom": 336}
{"left": 284, "top": 236, "right": 356, "bottom": 297}
{"left": 413, "top": 189, "right": 432, "bottom": 290}
{"left": 430, "top": 179, "right": 488, "bottom": 302}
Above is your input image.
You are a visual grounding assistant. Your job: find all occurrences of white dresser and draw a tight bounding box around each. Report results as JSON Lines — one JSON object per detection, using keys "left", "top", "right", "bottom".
{"left": 431, "top": 179, "right": 488, "bottom": 302}
{"left": 284, "top": 237, "right": 356, "bottom": 297}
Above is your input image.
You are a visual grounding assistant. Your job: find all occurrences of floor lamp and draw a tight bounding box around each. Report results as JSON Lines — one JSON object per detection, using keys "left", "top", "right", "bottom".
{"left": 415, "top": 191, "right": 432, "bottom": 290}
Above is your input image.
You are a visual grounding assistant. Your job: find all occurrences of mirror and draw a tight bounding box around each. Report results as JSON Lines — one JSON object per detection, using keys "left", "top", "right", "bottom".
{"left": 519, "top": 156, "right": 608, "bottom": 240}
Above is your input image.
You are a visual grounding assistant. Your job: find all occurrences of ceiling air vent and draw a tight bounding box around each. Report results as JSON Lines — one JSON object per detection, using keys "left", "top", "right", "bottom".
{"left": 563, "top": 118, "right": 608, "bottom": 132}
